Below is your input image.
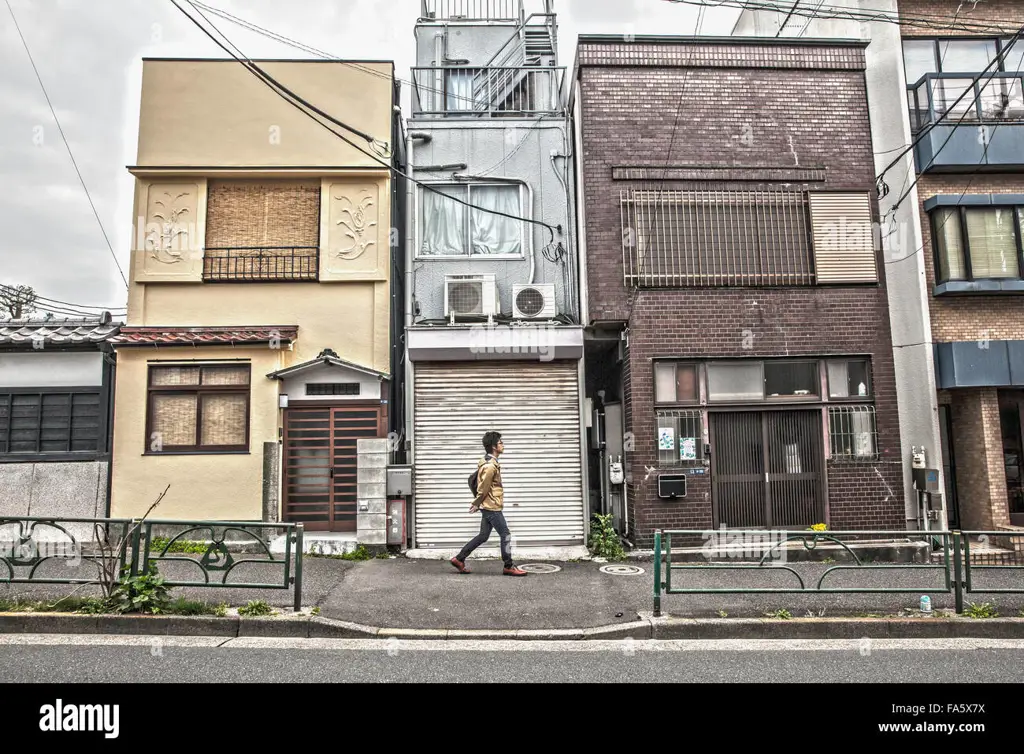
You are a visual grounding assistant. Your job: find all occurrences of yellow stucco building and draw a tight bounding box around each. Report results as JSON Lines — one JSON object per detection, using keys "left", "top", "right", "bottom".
{"left": 109, "top": 59, "right": 404, "bottom": 535}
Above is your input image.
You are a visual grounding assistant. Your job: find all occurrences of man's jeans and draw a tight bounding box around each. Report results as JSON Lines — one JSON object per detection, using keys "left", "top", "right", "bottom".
{"left": 457, "top": 509, "right": 513, "bottom": 568}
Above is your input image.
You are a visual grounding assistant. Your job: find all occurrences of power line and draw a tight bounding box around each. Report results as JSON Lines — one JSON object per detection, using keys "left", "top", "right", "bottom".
{"left": 189, "top": 0, "right": 506, "bottom": 113}
{"left": 4, "top": 0, "right": 129, "bottom": 290}
{"left": 169, "top": 0, "right": 559, "bottom": 241}
{"left": 0, "top": 284, "right": 126, "bottom": 313}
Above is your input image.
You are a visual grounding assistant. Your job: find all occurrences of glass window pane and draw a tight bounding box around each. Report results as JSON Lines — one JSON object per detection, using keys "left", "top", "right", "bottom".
{"left": 966, "top": 208, "right": 1019, "bottom": 278}
{"left": 654, "top": 363, "right": 676, "bottom": 403}
{"left": 676, "top": 365, "right": 698, "bottom": 402}
{"left": 939, "top": 40, "right": 998, "bottom": 73}
{"left": 828, "top": 361, "right": 850, "bottom": 398}
{"left": 934, "top": 209, "right": 966, "bottom": 281}
{"left": 1001, "top": 38, "right": 1024, "bottom": 74}
{"left": 903, "top": 40, "right": 937, "bottom": 84}
{"left": 151, "top": 394, "right": 197, "bottom": 447}
{"left": 445, "top": 70, "right": 474, "bottom": 112}
{"left": 420, "top": 185, "right": 467, "bottom": 256}
{"left": 470, "top": 185, "right": 522, "bottom": 255}
{"left": 934, "top": 78, "right": 978, "bottom": 121}
{"left": 201, "top": 394, "right": 247, "bottom": 447}
{"left": 764, "top": 361, "right": 818, "bottom": 398}
{"left": 707, "top": 362, "right": 762, "bottom": 402}
{"left": 979, "top": 76, "right": 1024, "bottom": 121}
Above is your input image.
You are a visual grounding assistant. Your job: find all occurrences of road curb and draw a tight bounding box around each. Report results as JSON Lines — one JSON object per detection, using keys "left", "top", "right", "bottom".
{"left": 1, "top": 612, "right": 1023, "bottom": 640}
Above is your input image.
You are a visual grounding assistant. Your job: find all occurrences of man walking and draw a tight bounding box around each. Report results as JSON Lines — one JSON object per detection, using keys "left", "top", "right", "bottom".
{"left": 451, "top": 431, "right": 527, "bottom": 576}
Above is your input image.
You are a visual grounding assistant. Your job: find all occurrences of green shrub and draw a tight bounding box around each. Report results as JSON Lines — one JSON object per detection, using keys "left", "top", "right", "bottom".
{"left": 963, "top": 602, "right": 999, "bottom": 619}
{"left": 588, "top": 513, "right": 626, "bottom": 561}
{"left": 150, "top": 536, "right": 207, "bottom": 554}
{"left": 106, "top": 562, "right": 172, "bottom": 615}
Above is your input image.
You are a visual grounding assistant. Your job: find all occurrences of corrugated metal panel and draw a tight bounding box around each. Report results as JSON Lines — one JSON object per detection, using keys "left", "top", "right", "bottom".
{"left": 809, "top": 192, "right": 878, "bottom": 284}
{"left": 413, "top": 361, "right": 584, "bottom": 547}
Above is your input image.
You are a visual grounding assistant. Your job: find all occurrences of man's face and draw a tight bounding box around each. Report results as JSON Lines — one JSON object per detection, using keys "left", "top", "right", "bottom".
{"left": 495, "top": 438, "right": 504, "bottom": 456}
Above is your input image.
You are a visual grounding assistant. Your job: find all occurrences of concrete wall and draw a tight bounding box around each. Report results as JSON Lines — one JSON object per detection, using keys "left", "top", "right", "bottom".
{"left": 0, "top": 352, "right": 104, "bottom": 388}
{"left": 409, "top": 122, "right": 573, "bottom": 321}
{"left": 734, "top": 0, "right": 944, "bottom": 529}
{"left": 136, "top": 60, "right": 395, "bottom": 168}
{"left": 0, "top": 461, "right": 108, "bottom": 519}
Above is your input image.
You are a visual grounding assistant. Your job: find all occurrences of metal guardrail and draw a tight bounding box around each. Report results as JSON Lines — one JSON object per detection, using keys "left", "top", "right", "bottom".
{"left": 203, "top": 246, "right": 319, "bottom": 282}
{"left": 412, "top": 66, "right": 565, "bottom": 116}
{"left": 0, "top": 516, "right": 305, "bottom": 611}
{"left": 421, "top": 0, "right": 523, "bottom": 21}
{"left": 963, "top": 530, "right": 1024, "bottom": 599}
{"left": 908, "top": 72, "right": 1024, "bottom": 131}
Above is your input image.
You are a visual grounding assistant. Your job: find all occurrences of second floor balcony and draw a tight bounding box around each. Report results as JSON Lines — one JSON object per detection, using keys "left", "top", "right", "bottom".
{"left": 909, "top": 72, "right": 1024, "bottom": 172}
{"left": 421, "top": 0, "right": 524, "bottom": 22}
{"left": 412, "top": 65, "right": 565, "bottom": 118}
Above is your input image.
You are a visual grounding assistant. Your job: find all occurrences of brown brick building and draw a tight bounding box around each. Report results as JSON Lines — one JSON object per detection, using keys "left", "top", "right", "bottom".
{"left": 899, "top": 0, "right": 1024, "bottom": 533}
{"left": 571, "top": 37, "right": 906, "bottom": 547}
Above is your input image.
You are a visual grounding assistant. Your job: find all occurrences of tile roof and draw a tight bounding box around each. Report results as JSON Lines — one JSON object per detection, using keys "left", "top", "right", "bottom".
{"left": 110, "top": 325, "right": 298, "bottom": 347}
{"left": 267, "top": 348, "right": 389, "bottom": 380}
{"left": 0, "top": 317, "right": 123, "bottom": 347}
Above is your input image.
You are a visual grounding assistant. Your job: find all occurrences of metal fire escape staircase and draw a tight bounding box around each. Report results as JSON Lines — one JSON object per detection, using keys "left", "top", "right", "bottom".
{"left": 469, "top": 15, "right": 556, "bottom": 114}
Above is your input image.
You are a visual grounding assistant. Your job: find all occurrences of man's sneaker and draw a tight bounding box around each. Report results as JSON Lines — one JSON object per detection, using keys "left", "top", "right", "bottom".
{"left": 450, "top": 557, "right": 471, "bottom": 574}
{"left": 503, "top": 566, "right": 527, "bottom": 577}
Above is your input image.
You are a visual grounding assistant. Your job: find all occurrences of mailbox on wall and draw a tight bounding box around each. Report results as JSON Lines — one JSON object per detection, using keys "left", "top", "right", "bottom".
{"left": 658, "top": 474, "right": 687, "bottom": 500}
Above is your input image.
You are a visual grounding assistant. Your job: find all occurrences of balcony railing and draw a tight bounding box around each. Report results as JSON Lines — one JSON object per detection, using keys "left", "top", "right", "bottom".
{"left": 908, "top": 72, "right": 1024, "bottom": 171}
{"left": 412, "top": 66, "right": 565, "bottom": 117}
{"left": 203, "top": 247, "right": 319, "bottom": 283}
{"left": 421, "top": 0, "right": 523, "bottom": 21}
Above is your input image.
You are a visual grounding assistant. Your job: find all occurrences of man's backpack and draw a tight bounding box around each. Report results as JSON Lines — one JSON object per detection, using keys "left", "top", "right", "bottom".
{"left": 468, "top": 454, "right": 494, "bottom": 496}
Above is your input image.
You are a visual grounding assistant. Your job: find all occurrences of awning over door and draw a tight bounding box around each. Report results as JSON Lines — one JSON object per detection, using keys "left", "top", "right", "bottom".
{"left": 413, "top": 361, "right": 585, "bottom": 547}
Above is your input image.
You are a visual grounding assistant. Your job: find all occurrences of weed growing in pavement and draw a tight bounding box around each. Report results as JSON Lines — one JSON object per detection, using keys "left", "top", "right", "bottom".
{"left": 717, "top": 610, "right": 728, "bottom": 618}
{"left": 106, "top": 562, "right": 172, "bottom": 615}
{"left": 764, "top": 609, "right": 792, "bottom": 620}
{"left": 238, "top": 599, "right": 274, "bottom": 617}
{"left": 963, "top": 602, "right": 999, "bottom": 619}
{"left": 588, "top": 513, "right": 626, "bottom": 561}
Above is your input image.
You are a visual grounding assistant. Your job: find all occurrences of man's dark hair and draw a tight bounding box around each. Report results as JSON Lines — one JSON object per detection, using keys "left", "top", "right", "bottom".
{"left": 482, "top": 431, "right": 502, "bottom": 454}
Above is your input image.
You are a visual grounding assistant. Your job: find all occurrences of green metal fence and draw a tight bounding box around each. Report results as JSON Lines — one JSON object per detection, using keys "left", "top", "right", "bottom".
{"left": 653, "top": 528, "right": 964, "bottom": 616}
{"left": 0, "top": 516, "right": 305, "bottom": 611}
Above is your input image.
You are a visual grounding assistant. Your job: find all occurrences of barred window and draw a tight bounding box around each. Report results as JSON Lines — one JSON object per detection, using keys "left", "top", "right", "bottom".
{"left": 656, "top": 409, "right": 704, "bottom": 467}
{"left": 828, "top": 405, "right": 878, "bottom": 461}
{"left": 0, "top": 391, "right": 102, "bottom": 455}
{"left": 146, "top": 364, "right": 250, "bottom": 453}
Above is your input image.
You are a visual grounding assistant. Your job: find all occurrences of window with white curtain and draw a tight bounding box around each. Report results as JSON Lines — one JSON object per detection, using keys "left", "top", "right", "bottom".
{"left": 419, "top": 183, "right": 525, "bottom": 257}
{"left": 932, "top": 205, "right": 1023, "bottom": 282}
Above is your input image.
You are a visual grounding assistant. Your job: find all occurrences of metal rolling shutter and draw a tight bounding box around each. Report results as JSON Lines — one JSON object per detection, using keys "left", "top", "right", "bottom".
{"left": 809, "top": 192, "right": 878, "bottom": 284}
{"left": 413, "top": 361, "right": 584, "bottom": 548}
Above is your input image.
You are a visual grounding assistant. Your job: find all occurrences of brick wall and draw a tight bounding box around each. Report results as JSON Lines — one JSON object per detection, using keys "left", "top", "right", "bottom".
{"left": 899, "top": 0, "right": 1023, "bottom": 34}
{"left": 578, "top": 41, "right": 905, "bottom": 545}
{"left": 918, "top": 174, "right": 1024, "bottom": 342}
{"left": 622, "top": 288, "right": 903, "bottom": 545}
{"left": 950, "top": 388, "right": 1011, "bottom": 529}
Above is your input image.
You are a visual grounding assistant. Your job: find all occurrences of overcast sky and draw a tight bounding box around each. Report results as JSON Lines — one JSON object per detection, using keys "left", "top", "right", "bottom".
{"left": 0, "top": 0, "right": 741, "bottom": 318}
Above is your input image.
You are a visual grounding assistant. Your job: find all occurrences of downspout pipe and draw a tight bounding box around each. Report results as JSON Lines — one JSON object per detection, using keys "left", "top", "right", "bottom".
{"left": 405, "top": 130, "right": 432, "bottom": 461}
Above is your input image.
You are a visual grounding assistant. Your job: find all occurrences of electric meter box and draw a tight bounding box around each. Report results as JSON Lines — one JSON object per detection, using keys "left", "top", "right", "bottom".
{"left": 386, "top": 466, "right": 413, "bottom": 497}
{"left": 912, "top": 467, "right": 940, "bottom": 494}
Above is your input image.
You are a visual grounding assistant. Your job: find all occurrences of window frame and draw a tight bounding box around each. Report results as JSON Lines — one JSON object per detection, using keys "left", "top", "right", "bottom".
{"left": 826, "top": 358, "right": 874, "bottom": 401}
{"left": 145, "top": 363, "right": 252, "bottom": 455}
{"left": 416, "top": 181, "right": 529, "bottom": 261}
{"left": 931, "top": 204, "right": 1024, "bottom": 283}
{"left": 0, "top": 387, "right": 104, "bottom": 461}
{"left": 653, "top": 361, "right": 702, "bottom": 406}
{"left": 903, "top": 36, "right": 1020, "bottom": 86}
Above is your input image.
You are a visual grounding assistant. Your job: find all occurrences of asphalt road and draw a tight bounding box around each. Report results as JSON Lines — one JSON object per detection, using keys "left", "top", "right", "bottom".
{"left": 1, "top": 635, "right": 1022, "bottom": 683}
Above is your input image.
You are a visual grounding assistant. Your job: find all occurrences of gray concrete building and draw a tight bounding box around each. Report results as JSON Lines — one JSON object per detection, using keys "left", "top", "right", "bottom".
{"left": 404, "top": 0, "right": 586, "bottom": 551}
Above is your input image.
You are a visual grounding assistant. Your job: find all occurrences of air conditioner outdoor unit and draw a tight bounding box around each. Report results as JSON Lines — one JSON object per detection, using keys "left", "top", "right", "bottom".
{"left": 444, "top": 274, "right": 500, "bottom": 320}
{"left": 512, "top": 283, "right": 556, "bottom": 319}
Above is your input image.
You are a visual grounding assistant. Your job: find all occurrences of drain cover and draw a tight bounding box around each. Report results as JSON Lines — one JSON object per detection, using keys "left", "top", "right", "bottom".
{"left": 518, "top": 563, "right": 561, "bottom": 574}
{"left": 600, "top": 564, "right": 645, "bottom": 576}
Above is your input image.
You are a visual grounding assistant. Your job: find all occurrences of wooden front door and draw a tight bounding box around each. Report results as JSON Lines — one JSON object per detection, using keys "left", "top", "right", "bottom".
{"left": 283, "top": 405, "right": 383, "bottom": 532}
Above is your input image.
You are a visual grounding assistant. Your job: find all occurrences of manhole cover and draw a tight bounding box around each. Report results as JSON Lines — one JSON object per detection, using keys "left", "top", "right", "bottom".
{"left": 600, "top": 564, "right": 645, "bottom": 576}
{"left": 518, "top": 563, "right": 561, "bottom": 574}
